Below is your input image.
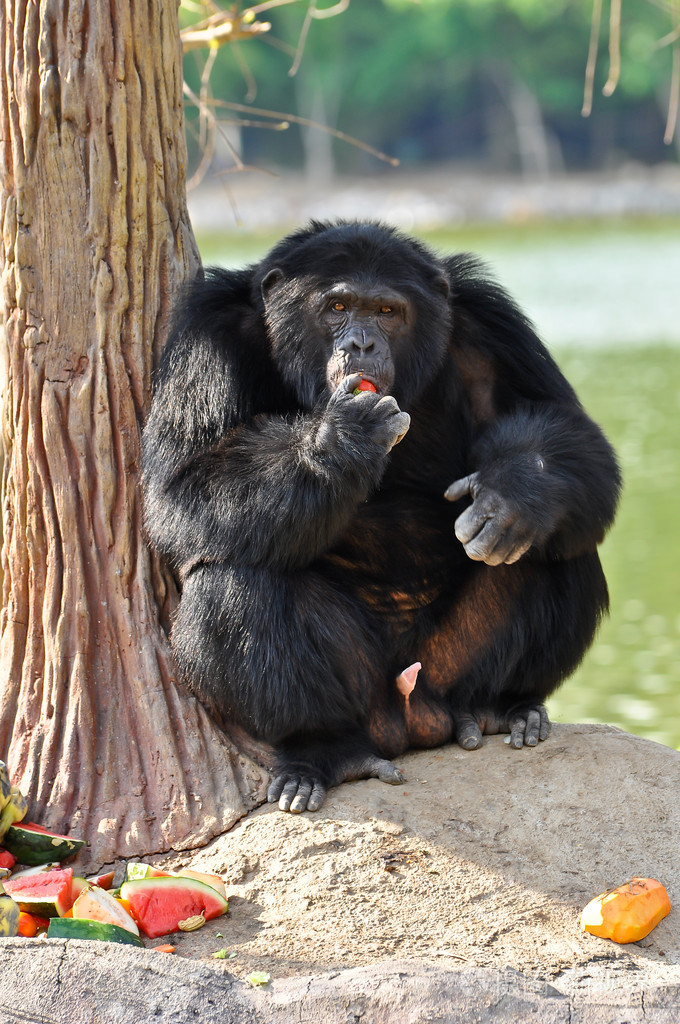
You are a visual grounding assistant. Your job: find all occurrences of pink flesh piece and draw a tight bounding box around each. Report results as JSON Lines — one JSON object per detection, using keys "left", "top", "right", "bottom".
{"left": 395, "top": 661, "right": 421, "bottom": 697}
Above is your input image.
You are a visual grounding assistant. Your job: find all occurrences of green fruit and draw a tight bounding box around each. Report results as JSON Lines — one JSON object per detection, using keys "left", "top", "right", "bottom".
{"left": 0, "top": 762, "right": 12, "bottom": 810}
{"left": 3, "top": 822, "right": 85, "bottom": 865}
{"left": 0, "top": 894, "right": 19, "bottom": 936}
{"left": 0, "top": 787, "right": 27, "bottom": 842}
{"left": 125, "top": 862, "right": 153, "bottom": 881}
{"left": 47, "top": 917, "right": 144, "bottom": 947}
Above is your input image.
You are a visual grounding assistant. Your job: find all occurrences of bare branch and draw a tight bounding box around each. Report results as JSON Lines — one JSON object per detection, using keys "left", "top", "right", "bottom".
{"left": 232, "top": 41, "right": 260, "bottom": 101}
{"left": 180, "top": 0, "right": 394, "bottom": 184}
{"left": 184, "top": 79, "right": 246, "bottom": 191}
{"left": 247, "top": 0, "right": 314, "bottom": 13}
{"left": 208, "top": 95, "right": 399, "bottom": 165}
{"left": 602, "top": 0, "right": 621, "bottom": 96}
{"left": 224, "top": 117, "right": 290, "bottom": 129}
{"left": 199, "top": 45, "right": 219, "bottom": 153}
{"left": 654, "top": 27, "right": 680, "bottom": 48}
{"left": 182, "top": 0, "right": 213, "bottom": 11}
{"left": 288, "top": 2, "right": 315, "bottom": 77}
{"left": 181, "top": 17, "right": 271, "bottom": 53}
{"left": 259, "top": 31, "right": 298, "bottom": 57}
{"left": 582, "top": 0, "right": 603, "bottom": 117}
{"left": 664, "top": 5, "right": 680, "bottom": 143}
{"left": 310, "top": 1, "right": 350, "bottom": 19}
{"left": 583, "top": 0, "right": 680, "bottom": 143}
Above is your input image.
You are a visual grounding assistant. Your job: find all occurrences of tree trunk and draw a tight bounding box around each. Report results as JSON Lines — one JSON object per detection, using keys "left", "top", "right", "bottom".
{"left": 0, "top": 0, "right": 267, "bottom": 869}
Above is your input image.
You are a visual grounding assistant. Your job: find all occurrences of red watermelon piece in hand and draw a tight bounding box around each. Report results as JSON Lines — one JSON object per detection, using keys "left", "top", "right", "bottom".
{"left": 352, "top": 379, "right": 378, "bottom": 395}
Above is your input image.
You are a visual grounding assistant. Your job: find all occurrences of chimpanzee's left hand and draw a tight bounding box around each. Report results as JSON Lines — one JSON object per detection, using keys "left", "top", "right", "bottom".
{"left": 445, "top": 472, "right": 537, "bottom": 565}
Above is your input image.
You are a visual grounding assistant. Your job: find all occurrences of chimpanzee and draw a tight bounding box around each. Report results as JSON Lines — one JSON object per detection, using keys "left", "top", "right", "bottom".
{"left": 142, "top": 220, "right": 621, "bottom": 813}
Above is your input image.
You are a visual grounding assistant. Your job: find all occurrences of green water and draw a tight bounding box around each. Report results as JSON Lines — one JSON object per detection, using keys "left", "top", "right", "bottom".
{"left": 548, "top": 345, "right": 680, "bottom": 749}
{"left": 196, "top": 218, "right": 680, "bottom": 750}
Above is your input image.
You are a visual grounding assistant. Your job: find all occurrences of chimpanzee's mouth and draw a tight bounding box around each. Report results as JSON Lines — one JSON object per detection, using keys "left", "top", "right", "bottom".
{"left": 327, "top": 357, "right": 393, "bottom": 397}
{"left": 339, "top": 370, "right": 386, "bottom": 395}
{"left": 353, "top": 372, "right": 380, "bottom": 390}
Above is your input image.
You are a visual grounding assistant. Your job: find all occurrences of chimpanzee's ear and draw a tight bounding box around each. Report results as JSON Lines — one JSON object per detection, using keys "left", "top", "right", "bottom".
{"left": 261, "top": 268, "right": 284, "bottom": 303}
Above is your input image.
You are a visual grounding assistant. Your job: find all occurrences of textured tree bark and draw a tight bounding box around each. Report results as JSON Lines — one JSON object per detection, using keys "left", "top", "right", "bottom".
{"left": 0, "top": 0, "right": 268, "bottom": 868}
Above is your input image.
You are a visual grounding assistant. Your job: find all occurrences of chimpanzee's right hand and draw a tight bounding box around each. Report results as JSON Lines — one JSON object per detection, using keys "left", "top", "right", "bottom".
{"left": 316, "top": 373, "right": 410, "bottom": 456}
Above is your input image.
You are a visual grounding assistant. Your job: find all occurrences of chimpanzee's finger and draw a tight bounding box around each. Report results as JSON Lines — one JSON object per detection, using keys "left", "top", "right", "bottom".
{"left": 371, "top": 758, "right": 406, "bottom": 785}
{"left": 306, "top": 781, "right": 327, "bottom": 811}
{"left": 277, "top": 777, "right": 303, "bottom": 811}
{"left": 289, "top": 778, "right": 314, "bottom": 813}
{"left": 444, "top": 472, "right": 479, "bottom": 503}
{"left": 455, "top": 713, "right": 484, "bottom": 750}
{"left": 509, "top": 716, "right": 527, "bottom": 749}
{"left": 267, "top": 774, "right": 287, "bottom": 803}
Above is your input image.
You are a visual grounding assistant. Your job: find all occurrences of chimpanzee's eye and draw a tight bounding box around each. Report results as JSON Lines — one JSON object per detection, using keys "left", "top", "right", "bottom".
{"left": 331, "top": 301, "right": 346, "bottom": 312}
{"left": 379, "top": 305, "right": 393, "bottom": 315}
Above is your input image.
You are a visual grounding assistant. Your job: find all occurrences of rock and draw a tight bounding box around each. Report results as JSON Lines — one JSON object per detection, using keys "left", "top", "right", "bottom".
{"left": 1, "top": 724, "right": 679, "bottom": 1022}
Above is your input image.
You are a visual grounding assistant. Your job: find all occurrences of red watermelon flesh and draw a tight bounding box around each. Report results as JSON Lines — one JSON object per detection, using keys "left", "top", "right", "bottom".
{"left": 120, "top": 876, "right": 229, "bottom": 939}
{"left": 3, "top": 867, "right": 73, "bottom": 917}
{"left": 17, "top": 823, "right": 55, "bottom": 835}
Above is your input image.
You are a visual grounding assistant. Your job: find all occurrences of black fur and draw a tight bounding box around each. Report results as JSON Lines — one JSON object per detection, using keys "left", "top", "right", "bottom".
{"left": 142, "top": 221, "right": 621, "bottom": 812}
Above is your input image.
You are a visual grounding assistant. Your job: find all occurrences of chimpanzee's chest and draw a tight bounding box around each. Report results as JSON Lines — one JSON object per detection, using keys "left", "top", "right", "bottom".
{"left": 317, "top": 485, "right": 467, "bottom": 622}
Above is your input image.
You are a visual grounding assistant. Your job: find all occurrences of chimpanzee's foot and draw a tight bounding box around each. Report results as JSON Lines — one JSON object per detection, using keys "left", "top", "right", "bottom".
{"left": 454, "top": 703, "right": 551, "bottom": 751}
{"left": 268, "top": 749, "right": 405, "bottom": 813}
{"left": 267, "top": 772, "right": 327, "bottom": 813}
{"left": 502, "top": 703, "right": 551, "bottom": 748}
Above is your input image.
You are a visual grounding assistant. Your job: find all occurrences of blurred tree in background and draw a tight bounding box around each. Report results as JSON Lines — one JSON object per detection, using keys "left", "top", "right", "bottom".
{"left": 181, "top": 0, "right": 678, "bottom": 180}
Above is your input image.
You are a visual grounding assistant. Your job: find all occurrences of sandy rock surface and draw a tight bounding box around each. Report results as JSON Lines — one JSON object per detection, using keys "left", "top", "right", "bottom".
{"left": 2, "top": 723, "right": 679, "bottom": 1022}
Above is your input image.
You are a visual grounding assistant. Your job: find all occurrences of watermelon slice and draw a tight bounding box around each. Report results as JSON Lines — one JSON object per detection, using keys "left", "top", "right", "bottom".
{"left": 88, "top": 870, "right": 115, "bottom": 890}
{"left": 3, "top": 822, "right": 85, "bottom": 865}
{"left": 178, "top": 869, "right": 227, "bottom": 899}
{"left": 0, "top": 850, "right": 16, "bottom": 870}
{"left": 72, "top": 886, "right": 139, "bottom": 935}
{"left": 69, "top": 872, "right": 116, "bottom": 905}
{"left": 352, "top": 379, "right": 378, "bottom": 395}
{"left": 125, "top": 862, "right": 171, "bottom": 882}
{"left": 9, "top": 862, "right": 60, "bottom": 877}
{"left": 124, "top": 862, "right": 225, "bottom": 897}
{"left": 3, "top": 867, "right": 73, "bottom": 917}
{"left": 70, "top": 876, "right": 90, "bottom": 905}
{"left": 47, "top": 917, "right": 143, "bottom": 947}
{"left": 120, "top": 876, "right": 229, "bottom": 939}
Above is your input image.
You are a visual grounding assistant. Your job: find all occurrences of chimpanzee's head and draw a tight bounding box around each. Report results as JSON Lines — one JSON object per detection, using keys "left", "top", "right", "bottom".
{"left": 256, "top": 221, "right": 451, "bottom": 409}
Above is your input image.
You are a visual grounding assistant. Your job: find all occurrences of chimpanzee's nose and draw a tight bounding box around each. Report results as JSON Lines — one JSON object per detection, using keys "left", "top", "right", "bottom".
{"left": 348, "top": 329, "right": 374, "bottom": 352}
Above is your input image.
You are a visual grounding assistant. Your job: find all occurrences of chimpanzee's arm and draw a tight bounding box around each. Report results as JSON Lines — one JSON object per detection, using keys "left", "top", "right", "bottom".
{"left": 142, "top": 269, "right": 409, "bottom": 576}
{"left": 443, "top": 255, "right": 621, "bottom": 563}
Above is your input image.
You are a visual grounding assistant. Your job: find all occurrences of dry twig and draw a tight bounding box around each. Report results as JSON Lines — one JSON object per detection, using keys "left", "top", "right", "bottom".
{"left": 180, "top": 1, "right": 398, "bottom": 188}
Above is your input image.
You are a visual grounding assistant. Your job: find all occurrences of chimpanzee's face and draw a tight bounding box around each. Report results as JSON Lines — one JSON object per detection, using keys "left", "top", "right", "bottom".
{"left": 259, "top": 231, "right": 451, "bottom": 410}
{"left": 315, "top": 281, "right": 415, "bottom": 397}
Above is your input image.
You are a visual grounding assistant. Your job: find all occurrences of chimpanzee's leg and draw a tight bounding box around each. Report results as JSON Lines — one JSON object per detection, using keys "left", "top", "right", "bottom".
{"left": 414, "top": 551, "right": 608, "bottom": 750}
{"left": 171, "top": 563, "right": 405, "bottom": 811}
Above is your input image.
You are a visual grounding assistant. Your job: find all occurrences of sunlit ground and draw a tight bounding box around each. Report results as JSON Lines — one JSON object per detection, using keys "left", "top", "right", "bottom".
{"left": 196, "top": 218, "right": 680, "bottom": 750}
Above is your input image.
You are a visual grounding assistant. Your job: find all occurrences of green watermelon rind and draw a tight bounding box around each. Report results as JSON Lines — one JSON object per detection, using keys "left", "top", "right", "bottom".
{"left": 6, "top": 894, "right": 65, "bottom": 918}
{"left": 3, "top": 823, "right": 85, "bottom": 866}
{"left": 120, "top": 876, "right": 229, "bottom": 939}
{"left": 47, "top": 917, "right": 144, "bottom": 947}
